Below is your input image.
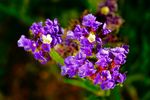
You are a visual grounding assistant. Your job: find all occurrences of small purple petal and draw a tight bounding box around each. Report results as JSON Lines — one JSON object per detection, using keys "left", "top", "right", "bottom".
{"left": 17, "top": 35, "right": 32, "bottom": 51}
{"left": 100, "top": 80, "right": 115, "bottom": 90}
{"left": 82, "top": 14, "right": 102, "bottom": 30}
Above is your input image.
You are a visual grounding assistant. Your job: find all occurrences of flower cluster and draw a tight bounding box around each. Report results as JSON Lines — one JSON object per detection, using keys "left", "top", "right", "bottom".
{"left": 61, "top": 14, "right": 129, "bottom": 90}
{"left": 66, "top": 14, "right": 111, "bottom": 56}
{"left": 93, "top": 46, "right": 128, "bottom": 90}
{"left": 17, "top": 0, "right": 129, "bottom": 91}
{"left": 61, "top": 52, "right": 96, "bottom": 78}
{"left": 18, "top": 19, "right": 63, "bottom": 64}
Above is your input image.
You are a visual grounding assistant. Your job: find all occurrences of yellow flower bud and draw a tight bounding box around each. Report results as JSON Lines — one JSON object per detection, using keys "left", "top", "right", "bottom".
{"left": 100, "top": 6, "right": 110, "bottom": 15}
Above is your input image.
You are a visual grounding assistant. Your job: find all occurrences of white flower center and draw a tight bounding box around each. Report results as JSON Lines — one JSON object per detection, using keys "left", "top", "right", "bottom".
{"left": 87, "top": 33, "right": 96, "bottom": 43}
{"left": 42, "top": 34, "right": 52, "bottom": 44}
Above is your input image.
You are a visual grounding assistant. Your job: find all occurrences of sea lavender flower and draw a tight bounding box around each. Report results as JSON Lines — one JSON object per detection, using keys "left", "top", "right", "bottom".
{"left": 110, "top": 47, "right": 129, "bottom": 65}
{"left": 96, "top": 48, "right": 112, "bottom": 67}
{"left": 102, "top": 23, "right": 111, "bottom": 35}
{"left": 82, "top": 14, "right": 102, "bottom": 31}
{"left": 67, "top": 25, "right": 89, "bottom": 40}
{"left": 100, "top": 80, "right": 115, "bottom": 90}
{"left": 18, "top": 18, "right": 63, "bottom": 64}
{"left": 61, "top": 52, "right": 96, "bottom": 78}
{"left": 112, "top": 71, "right": 126, "bottom": 83}
{"left": 30, "top": 22, "right": 44, "bottom": 35}
{"left": 61, "top": 56, "right": 79, "bottom": 77}
{"left": 66, "top": 14, "right": 108, "bottom": 57}
{"left": 90, "top": 46, "right": 128, "bottom": 90}
{"left": 18, "top": 35, "right": 33, "bottom": 51}
{"left": 60, "top": 13, "right": 129, "bottom": 91}
{"left": 78, "top": 60, "right": 96, "bottom": 78}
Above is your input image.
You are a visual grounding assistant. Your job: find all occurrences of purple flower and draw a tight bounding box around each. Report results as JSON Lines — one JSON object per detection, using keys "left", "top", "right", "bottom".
{"left": 61, "top": 56, "right": 80, "bottom": 77}
{"left": 61, "top": 64, "right": 79, "bottom": 77}
{"left": 123, "top": 45, "right": 129, "bottom": 54}
{"left": 82, "top": 14, "right": 102, "bottom": 31}
{"left": 41, "top": 43, "right": 51, "bottom": 52}
{"left": 79, "top": 37, "right": 94, "bottom": 56}
{"left": 66, "top": 31, "right": 75, "bottom": 39}
{"left": 100, "top": 80, "right": 115, "bottom": 90}
{"left": 80, "top": 37, "right": 93, "bottom": 47}
{"left": 75, "top": 52, "right": 87, "bottom": 65}
{"left": 18, "top": 35, "right": 32, "bottom": 51}
{"left": 18, "top": 18, "right": 63, "bottom": 64}
{"left": 102, "top": 23, "right": 111, "bottom": 35}
{"left": 33, "top": 51, "right": 50, "bottom": 64}
{"left": 62, "top": 56, "right": 82, "bottom": 77}
{"left": 30, "top": 22, "right": 44, "bottom": 35}
{"left": 96, "top": 48, "right": 112, "bottom": 67}
{"left": 67, "top": 25, "right": 88, "bottom": 40}
{"left": 18, "top": 35, "right": 38, "bottom": 52}
{"left": 110, "top": 47, "right": 128, "bottom": 65}
{"left": 64, "top": 56, "right": 77, "bottom": 65}
{"left": 61, "top": 52, "right": 96, "bottom": 78}
{"left": 94, "top": 70, "right": 111, "bottom": 84}
{"left": 95, "top": 71, "right": 115, "bottom": 90}
{"left": 101, "top": 70, "right": 112, "bottom": 80}
{"left": 44, "top": 18, "right": 60, "bottom": 34}
{"left": 78, "top": 60, "right": 96, "bottom": 78}
{"left": 59, "top": 11, "right": 129, "bottom": 90}
{"left": 112, "top": 71, "right": 126, "bottom": 83}
{"left": 74, "top": 25, "right": 88, "bottom": 37}
{"left": 80, "top": 47, "right": 93, "bottom": 56}
{"left": 94, "top": 73, "right": 101, "bottom": 84}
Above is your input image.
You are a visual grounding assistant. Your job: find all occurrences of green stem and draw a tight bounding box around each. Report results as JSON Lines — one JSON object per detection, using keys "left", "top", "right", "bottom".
{"left": 49, "top": 49, "right": 64, "bottom": 65}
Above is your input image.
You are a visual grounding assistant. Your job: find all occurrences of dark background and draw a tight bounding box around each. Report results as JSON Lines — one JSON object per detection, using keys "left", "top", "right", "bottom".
{"left": 0, "top": 0, "right": 150, "bottom": 100}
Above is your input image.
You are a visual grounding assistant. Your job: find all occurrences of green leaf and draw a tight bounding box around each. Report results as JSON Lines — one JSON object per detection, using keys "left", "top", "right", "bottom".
{"left": 64, "top": 78, "right": 109, "bottom": 96}
{"left": 49, "top": 49, "right": 64, "bottom": 65}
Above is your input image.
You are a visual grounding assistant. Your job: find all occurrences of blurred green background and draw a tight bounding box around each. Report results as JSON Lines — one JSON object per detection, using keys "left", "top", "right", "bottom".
{"left": 0, "top": 0, "right": 150, "bottom": 100}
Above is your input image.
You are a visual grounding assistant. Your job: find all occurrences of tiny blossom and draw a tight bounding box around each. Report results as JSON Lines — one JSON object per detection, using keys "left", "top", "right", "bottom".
{"left": 78, "top": 60, "right": 96, "bottom": 78}
{"left": 96, "top": 48, "right": 112, "bottom": 67}
{"left": 100, "top": 80, "right": 115, "bottom": 90}
{"left": 30, "top": 22, "right": 44, "bottom": 35}
{"left": 61, "top": 52, "right": 96, "bottom": 78}
{"left": 18, "top": 35, "right": 33, "bottom": 51}
{"left": 18, "top": 18, "right": 63, "bottom": 64}
{"left": 110, "top": 47, "right": 128, "bottom": 65}
{"left": 101, "top": 70, "right": 112, "bottom": 80}
{"left": 112, "top": 71, "right": 126, "bottom": 83}
{"left": 67, "top": 25, "right": 88, "bottom": 40}
{"left": 102, "top": 23, "right": 111, "bottom": 35}
{"left": 82, "top": 14, "right": 102, "bottom": 31}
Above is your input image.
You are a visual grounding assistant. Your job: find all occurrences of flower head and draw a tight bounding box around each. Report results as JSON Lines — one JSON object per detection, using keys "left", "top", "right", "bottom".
{"left": 18, "top": 18, "right": 63, "bottom": 64}
{"left": 60, "top": 12, "right": 129, "bottom": 90}
{"left": 82, "top": 14, "right": 102, "bottom": 31}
